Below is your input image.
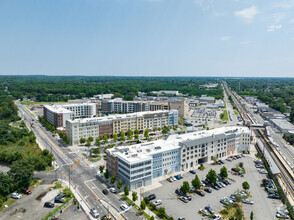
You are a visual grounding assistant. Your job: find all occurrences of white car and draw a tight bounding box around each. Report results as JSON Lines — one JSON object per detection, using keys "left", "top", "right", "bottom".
{"left": 199, "top": 208, "right": 210, "bottom": 216}
{"left": 242, "top": 199, "right": 254, "bottom": 205}
{"left": 11, "top": 192, "right": 22, "bottom": 199}
{"left": 276, "top": 210, "right": 289, "bottom": 219}
{"left": 90, "top": 208, "right": 99, "bottom": 218}
{"left": 109, "top": 187, "right": 116, "bottom": 193}
{"left": 258, "top": 169, "right": 268, "bottom": 174}
{"left": 209, "top": 214, "right": 222, "bottom": 220}
{"left": 120, "top": 204, "right": 129, "bottom": 210}
{"left": 152, "top": 200, "right": 162, "bottom": 206}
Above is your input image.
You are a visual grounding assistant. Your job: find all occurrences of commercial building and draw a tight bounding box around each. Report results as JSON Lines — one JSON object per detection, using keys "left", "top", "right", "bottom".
{"left": 43, "top": 105, "right": 73, "bottom": 128}
{"left": 66, "top": 110, "right": 178, "bottom": 145}
{"left": 199, "top": 95, "right": 215, "bottom": 104}
{"left": 106, "top": 126, "right": 250, "bottom": 190}
{"left": 268, "top": 118, "right": 294, "bottom": 134}
{"left": 153, "top": 90, "right": 179, "bottom": 96}
{"left": 43, "top": 103, "right": 97, "bottom": 128}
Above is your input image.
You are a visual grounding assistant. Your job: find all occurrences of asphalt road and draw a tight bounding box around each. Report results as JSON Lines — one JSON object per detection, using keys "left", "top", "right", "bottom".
{"left": 16, "top": 102, "right": 140, "bottom": 220}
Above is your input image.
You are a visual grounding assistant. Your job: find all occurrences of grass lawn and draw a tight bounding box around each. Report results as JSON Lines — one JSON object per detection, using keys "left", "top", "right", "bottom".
{"left": 234, "top": 110, "right": 239, "bottom": 115}
{"left": 221, "top": 110, "right": 229, "bottom": 121}
{"left": 0, "top": 198, "right": 17, "bottom": 212}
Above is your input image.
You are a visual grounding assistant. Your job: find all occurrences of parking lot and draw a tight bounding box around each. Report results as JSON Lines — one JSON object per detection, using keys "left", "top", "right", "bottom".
{"left": 0, "top": 183, "right": 65, "bottom": 220}
{"left": 142, "top": 155, "right": 285, "bottom": 220}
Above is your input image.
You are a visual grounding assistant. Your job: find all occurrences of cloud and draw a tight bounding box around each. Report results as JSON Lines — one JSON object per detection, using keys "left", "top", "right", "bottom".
{"left": 234, "top": 6, "right": 258, "bottom": 23}
{"left": 219, "top": 36, "right": 231, "bottom": 41}
{"left": 273, "top": 13, "right": 286, "bottom": 24}
{"left": 275, "top": 0, "right": 294, "bottom": 10}
{"left": 267, "top": 24, "right": 282, "bottom": 32}
{"left": 240, "top": 41, "right": 251, "bottom": 45}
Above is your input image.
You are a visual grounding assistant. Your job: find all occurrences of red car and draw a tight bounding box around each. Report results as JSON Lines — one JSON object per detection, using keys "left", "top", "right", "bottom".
{"left": 22, "top": 189, "right": 32, "bottom": 195}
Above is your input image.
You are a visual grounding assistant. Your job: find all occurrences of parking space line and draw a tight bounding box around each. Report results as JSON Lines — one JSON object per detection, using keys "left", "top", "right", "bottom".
{"left": 56, "top": 202, "right": 73, "bottom": 217}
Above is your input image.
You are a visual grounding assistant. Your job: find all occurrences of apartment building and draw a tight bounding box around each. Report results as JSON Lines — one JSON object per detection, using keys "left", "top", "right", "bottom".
{"left": 66, "top": 110, "right": 178, "bottom": 145}
{"left": 102, "top": 98, "right": 188, "bottom": 118}
{"left": 43, "top": 103, "right": 97, "bottom": 128}
{"left": 43, "top": 105, "right": 73, "bottom": 128}
{"left": 106, "top": 126, "right": 250, "bottom": 190}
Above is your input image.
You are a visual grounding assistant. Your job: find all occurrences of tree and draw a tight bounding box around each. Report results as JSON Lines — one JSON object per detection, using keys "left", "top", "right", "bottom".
{"left": 8, "top": 159, "right": 34, "bottom": 189}
{"left": 144, "top": 196, "right": 149, "bottom": 204}
{"left": 235, "top": 206, "right": 243, "bottom": 220}
{"left": 134, "top": 129, "right": 139, "bottom": 135}
{"left": 103, "top": 136, "right": 108, "bottom": 143}
{"left": 135, "top": 133, "right": 139, "bottom": 140}
{"left": 180, "top": 181, "right": 190, "bottom": 194}
{"left": 88, "top": 136, "right": 94, "bottom": 142}
{"left": 212, "top": 156, "right": 218, "bottom": 164}
{"left": 92, "top": 148, "right": 100, "bottom": 155}
{"left": 238, "top": 162, "right": 243, "bottom": 168}
{"left": 220, "top": 166, "right": 228, "bottom": 178}
{"left": 144, "top": 129, "right": 149, "bottom": 139}
{"left": 150, "top": 216, "right": 155, "bottom": 220}
{"left": 140, "top": 200, "right": 146, "bottom": 211}
{"left": 80, "top": 138, "right": 86, "bottom": 144}
{"left": 120, "top": 131, "right": 126, "bottom": 141}
{"left": 86, "top": 140, "right": 91, "bottom": 147}
{"left": 158, "top": 207, "right": 166, "bottom": 218}
{"left": 162, "top": 125, "right": 170, "bottom": 134}
{"left": 0, "top": 173, "right": 13, "bottom": 197}
{"left": 95, "top": 139, "right": 101, "bottom": 147}
{"left": 250, "top": 211, "right": 254, "bottom": 220}
{"left": 124, "top": 185, "right": 129, "bottom": 196}
{"left": 104, "top": 169, "right": 109, "bottom": 179}
{"left": 99, "top": 165, "right": 104, "bottom": 173}
{"left": 111, "top": 174, "right": 116, "bottom": 184}
{"left": 113, "top": 133, "right": 118, "bottom": 142}
{"left": 242, "top": 181, "right": 250, "bottom": 190}
{"left": 132, "top": 191, "right": 138, "bottom": 202}
{"left": 117, "top": 179, "right": 122, "bottom": 190}
{"left": 206, "top": 169, "right": 217, "bottom": 184}
{"left": 191, "top": 174, "right": 201, "bottom": 190}
{"left": 127, "top": 130, "right": 133, "bottom": 140}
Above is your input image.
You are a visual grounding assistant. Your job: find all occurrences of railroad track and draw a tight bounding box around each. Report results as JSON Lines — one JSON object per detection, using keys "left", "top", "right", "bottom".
{"left": 223, "top": 82, "right": 294, "bottom": 203}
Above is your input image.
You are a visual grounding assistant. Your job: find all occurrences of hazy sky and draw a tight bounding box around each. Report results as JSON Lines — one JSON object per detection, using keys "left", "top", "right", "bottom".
{"left": 0, "top": 0, "right": 294, "bottom": 77}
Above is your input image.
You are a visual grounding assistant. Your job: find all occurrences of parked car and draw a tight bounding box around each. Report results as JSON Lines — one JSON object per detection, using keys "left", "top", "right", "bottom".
{"left": 174, "top": 175, "right": 182, "bottom": 180}
{"left": 175, "top": 189, "right": 185, "bottom": 196}
{"left": 212, "top": 184, "right": 220, "bottom": 190}
{"left": 215, "top": 182, "right": 223, "bottom": 188}
{"left": 242, "top": 199, "right": 254, "bottom": 205}
{"left": 219, "top": 182, "right": 226, "bottom": 188}
{"left": 205, "top": 206, "right": 214, "bottom": 214}
{"left": 166, "top": 177, "right": 173, "bottom": 182}
{"left": 268, "top": 192, "right": 281, "bottom": 199}
{"left": 180, "top": 196, "right": 189, "bottom": 203}
{"left": 203, "top": 180, "right": 210, "bottom": 186}
{"left": 102, "top": 189, "right": 109, "bottom": 195}
{"left": 276, "top": 210, "right": 289, "bottom": 219}
{"left": 101, "top": 215, "right": 112, "bottom": 220}
{"left": 184, "top": 196, "right": 192, "bottom": 201}
{"left": 177, "top": 218, "right": 185, "bottom": 220}
{"left": 204, "top": 188, "right": 212, "bottom": 193}
{"left": 226, "top": 158, "right": 232, "bottom": 162}
{"left": 199, "top": 208, "right": 210, "bottom": 216}
{"left": 148, "top": 194, "right": 156, "bottom": 201}
{"left": 209, "top": 214, "right": 222, "bottom": 220}
{"left": 195, "top": 190, "right": 205, "bottom": 197}
{"left": 220, "top": 197, "right": 233, "bottom": 205}
{"left": 44, "top": 202, "right": 54, "bottom": 208}
{"left": 90, "top": 208, "right": 99, "bottom": 218}
{"left": 22, "top": 189, "right": 32, "bottom": 195}
{"left": 258, "top": 169, "right": 268, "bottom": 174}
{"left": 189, "top": 170, "right": 196, "bottom": 174}
{"left": 120, "top": 204, "right": 129, "bottom": 210}
{"left": 152, "top": 200, "right": 162, "bottom": 206}
{"left": 56, "top": 193, "right": 66, "bottom": 198}
{"left": 55, "top": 197, "right": 65, "bottom": 203}
{"left": 218, "top": 160, "right": 224, "bottom": 164}
{"left": 11, "top": 192, "right": 22, "bottom": 199}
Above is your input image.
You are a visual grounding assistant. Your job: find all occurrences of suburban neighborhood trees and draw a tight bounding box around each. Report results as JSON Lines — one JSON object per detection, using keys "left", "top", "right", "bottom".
{"left": 206, "top": 169, "right": 217, "bottom": 184}
{"left": 220, "top": 166, "right": 228, "bottom": 178}
{"left": 180, "top": 181, "right": 190, "bottom": 194}
{"left": 191, "top": 174, "right": 201, "bottom": 190}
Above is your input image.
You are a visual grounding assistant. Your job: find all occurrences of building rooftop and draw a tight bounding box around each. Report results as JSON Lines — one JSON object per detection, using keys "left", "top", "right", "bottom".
{"left": 271, "top": 118, "right": 294, "bottom": 131}
{"left": 67, "top": 109, "right": 177, "bottom": 124}
{"left": 44, "top": 105, "right": 73, "bottom": 114}
{"left": 63, "top": 103, "right": 96, "bottom": 108}
{"left": 108, "top": 126, "right": 250, "bottom": 163}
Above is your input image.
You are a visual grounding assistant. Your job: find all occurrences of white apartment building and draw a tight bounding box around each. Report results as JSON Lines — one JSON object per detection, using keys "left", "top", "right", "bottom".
{"left": 63, "top": 103, "right": 97, "bottom": 118}
{"left": 106, "top": 126, "right": 250, "bottom": 190}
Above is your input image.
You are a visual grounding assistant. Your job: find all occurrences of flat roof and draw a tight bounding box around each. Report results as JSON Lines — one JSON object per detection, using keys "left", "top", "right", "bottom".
{"left": 108, "top": 126, "right": 250, "bottom": 163}
{"left": 67, "top": 109, "right": 177, "bottom": 124}
{"left": 44, "top": 105, "right": 73, "bottom": 114}
{"left": 271, "top": 118, "right": 294, "bottom": 131}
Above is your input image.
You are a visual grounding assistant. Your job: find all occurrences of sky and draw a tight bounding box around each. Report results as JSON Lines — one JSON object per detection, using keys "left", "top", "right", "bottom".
{"left": 0, "top": 0, "right": 294, "bottom": 77}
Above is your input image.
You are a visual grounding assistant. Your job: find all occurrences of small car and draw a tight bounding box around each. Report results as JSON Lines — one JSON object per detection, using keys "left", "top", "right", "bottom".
{"left": 205, "top": 206, "right": 214, "bottom": 214}
{"left": 54, "top": 197, "right": 65, "bottom": 203}
{"left": 209, "top": 214, "right": 222, "bottom": 220}
{"left": 195, "top": 190, "right": 205, "bottom": 197}
{"left": 90, "top": 208, "right": 99, "bottom": 218}
{"left": 22, "top": 189, "right": 32, "bottom": 195}
{"left": 102, "top": 189, "right": 109, "bottom": 195}
{"left": 204, "top": 188, "right": 212, "bottom": 193}
{"left": 152, "top": 199, "right": 162, "bottom": 206}
{"left": 199, "top": 208, "right": 210, "bottom": 216}
{"left": 242, "top": 199, "right": 254, "bottom": 205}
{"left": 184, "top": 196, "right": 192, "bottom": 201}
{"left": 109, "top": 188, "right": 116, "bottom": 193}
{"left": 148, "top": 194, "right": 156, "bottom": 201}
{"left": 120, "top": 204, "right": 129, "bottom": 210}
{"left": 11, "top": 192, "right": 22, "bottom": 199}
{"left": 175, "top": 189, "right": 185, "bottom": 196}
{"left": 189, "top": 170, "right": 196, "bottom": 174}
{"left": 101, "top": 215, "right": 112, "bottom": 220}
{"left": 56, "top": 193, "right": 66, "bottom": 198}
{"left": 212, "top": 184, "right": 220, "bottom": 190}
{"left": 180, "top": 196, "right": 189, "bottom": 203}
{"left": 44, "top": 202, "right": 54, "bottom": 208}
